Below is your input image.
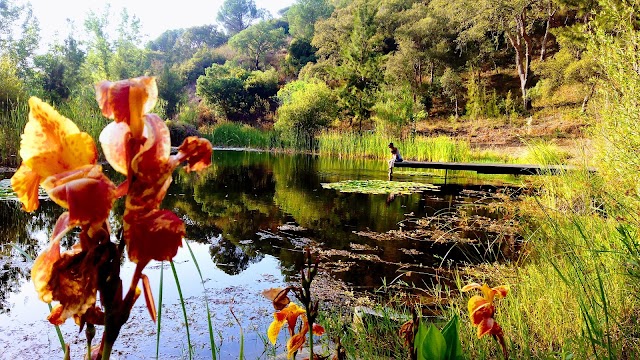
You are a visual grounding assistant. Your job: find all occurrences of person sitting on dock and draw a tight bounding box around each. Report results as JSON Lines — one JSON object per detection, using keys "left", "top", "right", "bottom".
{"left": 388, "top": 142, "right": 403, "bottom": 168}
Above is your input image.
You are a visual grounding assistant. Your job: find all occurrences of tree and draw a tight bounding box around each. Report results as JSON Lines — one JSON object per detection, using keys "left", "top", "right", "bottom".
{"left": 217, "top": 0, "right": 266, "bottom": 36}
{"left": 275, "top": 80, "right": 337, "bottom": 148}
{"left": 228, "top": 21, "right": 286, "bottom": 70}
{"left": 0, "top": 0, "right": 40, "bottom": 79}
{"left": 440, "top": 67, "right": 464, "bottom": 117}
{"left": 196, "top": 64, "right": 278, "bottom": 122}
{"left": 336, "top": 1, "right": 384, "bottom": 132}
{"left": 287, "top": 0, "right": 334, "bottom": 41}
{"left": 431, "top": 0, "right": 550, "bottom": 110}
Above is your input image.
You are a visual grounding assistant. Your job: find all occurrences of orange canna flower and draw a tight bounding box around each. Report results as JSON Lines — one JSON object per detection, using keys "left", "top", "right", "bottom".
{"left": 11, "top": 97, "right": 99, "bottom": 212}
{"left": 95, "top": 76, "right": 157, "bottom": 140}
{"left": 462, "top": 282, "right": 509, "bottom": 359}
{"left": 97, "top": 78, "right": 212, "bottom": 269}
{"left": 267, "top": 301, "right": 325, "bottom": 359}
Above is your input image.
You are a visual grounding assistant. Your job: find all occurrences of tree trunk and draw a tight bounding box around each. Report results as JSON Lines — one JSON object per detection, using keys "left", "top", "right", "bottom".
{"left": 581, "top": 82, "right": 596, "bottom": 113}
{"left": 454, "top": 95, "right": 459, "bottom": 118}
{"left": 505, "top": 9, "right": 533, "bottom": 111}
{"left": 540, "top": 2, "right": 557, "bottom": 61}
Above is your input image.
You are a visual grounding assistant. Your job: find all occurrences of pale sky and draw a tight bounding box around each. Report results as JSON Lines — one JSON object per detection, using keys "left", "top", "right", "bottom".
{"left": 28, "top": 0, "right": 295, "bottom": 50}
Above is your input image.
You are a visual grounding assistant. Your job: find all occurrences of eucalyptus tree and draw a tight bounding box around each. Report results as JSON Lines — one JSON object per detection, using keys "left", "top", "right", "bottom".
{"left": 432, "top": 0, "right": 553, "bottom": 110}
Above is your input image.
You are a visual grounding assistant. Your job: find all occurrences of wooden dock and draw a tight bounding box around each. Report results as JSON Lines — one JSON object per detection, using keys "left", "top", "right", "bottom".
{"left": 390, "top": 161, "right": 595, "bottom": 175}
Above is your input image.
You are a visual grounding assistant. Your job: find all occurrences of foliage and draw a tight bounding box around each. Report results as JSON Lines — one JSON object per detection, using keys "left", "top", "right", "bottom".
{"left": 275, "top": 80, "right": 337, "bottom": 148}
{"left": 287, "top": 0, "right": 334, "bottom": 41}
{"left": 178, "top": 46, "right": 227, "bottom": 84}
{"left": 228, "top": 20, "right": 287, "bottom": 70}
{"left": 372, "top": 86, "right": 418, "bottom": 138}
{"left": 216, "top": 0, "right": 266, "bottom": 36}
{"left": 196, "top": 64, "right": 279, "bottom": 123}
{"left": 0, "top": 55, "right": 25, "bottom": 110}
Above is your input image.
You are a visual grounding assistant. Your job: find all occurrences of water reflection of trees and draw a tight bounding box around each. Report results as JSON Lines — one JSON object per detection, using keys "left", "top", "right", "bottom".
{"left": 0, "top": 200, "right": 63, "bottom": 312}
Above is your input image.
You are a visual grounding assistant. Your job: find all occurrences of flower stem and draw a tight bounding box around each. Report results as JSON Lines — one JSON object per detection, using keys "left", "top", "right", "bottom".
{"left": 101, "top": 340, "right": 113, "bottom": 360}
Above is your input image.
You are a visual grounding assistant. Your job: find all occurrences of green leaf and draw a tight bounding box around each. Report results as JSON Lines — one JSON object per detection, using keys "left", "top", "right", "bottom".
{"left": 417, "top": 323, "right": 447, "bottom": 360}
{"left": 441, "top": 315, "right": 464, "bottom": 360}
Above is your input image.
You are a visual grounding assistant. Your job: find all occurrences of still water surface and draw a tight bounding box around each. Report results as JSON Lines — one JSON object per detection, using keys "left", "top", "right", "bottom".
{"left": 0, "top": 150, "right": 524, "bottom": 359}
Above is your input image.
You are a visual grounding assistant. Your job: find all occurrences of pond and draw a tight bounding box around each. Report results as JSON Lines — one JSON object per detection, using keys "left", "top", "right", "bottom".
{"left": 0, "top": 150, "right": 527, "bottom": 359}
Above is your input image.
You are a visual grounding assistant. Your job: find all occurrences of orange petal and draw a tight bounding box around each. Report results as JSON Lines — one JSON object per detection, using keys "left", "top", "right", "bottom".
{"left": 11, "top": 164, "right": 41, "bottom": 212}
{"left": 20, "top": 98, "right": 97, "bottom": 178}
{"left": 32, "top": 237, "right": 61, "bottom": 303}
{"left": 47, "top": 177, "right": 115, "bottom": 225}
{"left": 131, "top": 114, "right": 172, "bottom": 179}
{"left": 284, "top": 303, "right": 306, "bottom": 336}
{"left": 124, "top": 209, "right": 185, "bottom": 267}
{"left": 268, "top": 313, "right": 287, "bottom": 344}
{"left": 492, "top": 285, "right": 509, "bottom": 299}
{"left": 287, "top": 333, "right": 306, "bottom": 359}
{"left": 171, "top": 136, "right": 213, "bottom": 172}
{"left": 47, "top": 304, "right": 66, "bottom": 326}
{"left": 312, "top": 323, "right": 325, "bottom": 336}
{"left": 477, "top": 317, "right": 496, "bottom": 338}
{"left": 141, "top": 273, "right": 157, "bottom": 322}
{"left": 262, "top": 287, "right": 291, "bottom": 311}
{"left": 20, "top": 97, "right": 80, "bottom": 162}
{"left": 99, "top": 121, "right": 131, "bottom": 175}
{"left": 468, "top": 295, "right": 490, "bottom": 322}
{"left": 95, "top": 77, "right": 157, "bottom": 139}
{"left": 461, "top": 282, "right": 482, "bottom": 292}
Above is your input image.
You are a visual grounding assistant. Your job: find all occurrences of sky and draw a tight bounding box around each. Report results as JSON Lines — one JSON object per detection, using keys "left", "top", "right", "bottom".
{"left": 27, "top": 0, "right": 296, "bottom": 50}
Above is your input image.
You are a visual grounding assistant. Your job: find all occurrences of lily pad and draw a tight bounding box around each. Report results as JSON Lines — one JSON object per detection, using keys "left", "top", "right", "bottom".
{"left": 0, "top": 179, "right": 16, "bottom": 200}
{"left": 321, "top": 180, "right": 439, "bottom": 194}
{"left": 0, "top": 178, "right": 46, "bottom": 201}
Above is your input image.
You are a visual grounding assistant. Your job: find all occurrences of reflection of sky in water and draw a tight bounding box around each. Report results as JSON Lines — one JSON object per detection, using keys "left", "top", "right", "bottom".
{"left": 0, "top": 241, "right": 288, "bottom": 359}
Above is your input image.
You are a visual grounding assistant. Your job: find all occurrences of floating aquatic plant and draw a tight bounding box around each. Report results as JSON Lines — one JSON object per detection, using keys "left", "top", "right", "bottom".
{"left": 321, "top": 180, "right": 438, "bottom": 195}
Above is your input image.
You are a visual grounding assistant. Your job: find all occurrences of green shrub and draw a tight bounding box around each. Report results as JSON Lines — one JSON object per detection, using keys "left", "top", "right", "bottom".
{"left": 0, "top": 56, "right": 26, "bottom": 111}
{"left": 275, "top": 80, "right": 337, "bottom": 149}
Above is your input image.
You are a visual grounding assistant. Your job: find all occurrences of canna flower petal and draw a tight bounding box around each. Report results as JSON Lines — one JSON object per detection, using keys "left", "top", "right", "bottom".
{"left": 262, "top": 287, "right": 291, "bottom": 311}
{"left": 268, "top": 312, "right": 287, "bottom": 344}
{"left": 492, "top": 285, "right": 509, "bottom": 299}
{"left": 47, "top": 175, "right": 116, "bottom": 226}
{"left": 32, "top": 213, "right": 76, "bottom": 303}
{"left": 461, "top": 282, "right": 482, "bottom": 292}
{"left": 46, "top": 248, "right": 98, "bottom": 325}
{"left": 312, "top": 323, "right": 325, "bottom": 336}
{"left": 287, "top": 333, "right": 306, "bottom": 359}
{"left": 477, "top": 317, "right": 495, "bottom": 338}
{"left": 468, "top": 295, "right": 492, "bottom": 324}
{"left": 95, "top": 76, "right": 157, "bottom": 139}
{"left": 11, "top": 164, "right": 41, "bottom": 212}
{"left": 131, "top": 114, "right": 172, "bottom": 182}
{"left": 124, "top": 209, "right": 185, "bottom": 267}
{"left": 99, "top": 121, "right": 131, "bottom": 175}
{"left": 283, "top": 303, "right": 306, "bottom": 337}
{"left": 20, "top": 97, "right": 97, "bottom": 178}
{"left": 171, "top": 136, "right": 213, "bottom": 172}
{"left": 11, "top": 98, "right": 98, "bottom": 212}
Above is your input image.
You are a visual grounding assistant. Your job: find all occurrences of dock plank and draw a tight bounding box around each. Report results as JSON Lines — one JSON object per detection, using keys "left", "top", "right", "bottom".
{"left": 391, "top": 161, "right": 594, "bottom": 175}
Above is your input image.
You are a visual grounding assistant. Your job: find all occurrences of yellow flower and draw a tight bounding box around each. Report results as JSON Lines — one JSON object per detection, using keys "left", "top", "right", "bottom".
{"left": 267, "top": 301, "right": 325, "bottom": 359}
{"left": 11, "top": 97, "right": 98, "bottom": 212}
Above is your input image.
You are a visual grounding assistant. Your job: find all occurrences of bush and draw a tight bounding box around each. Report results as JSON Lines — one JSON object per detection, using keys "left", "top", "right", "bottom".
{"left": 275, "top": 80, "right": 337, "bottom": 149}
{"left": 196, "top": 64, "right": 278, "bottom": 123}
{"left": 166, "top": 120, "right": 201, "bottom": 146}
{"left": 372, "top": 86, "right": 417, "bottom": 138}
{"left": 0, "top": 56, "right": 26, "bottom": 111}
